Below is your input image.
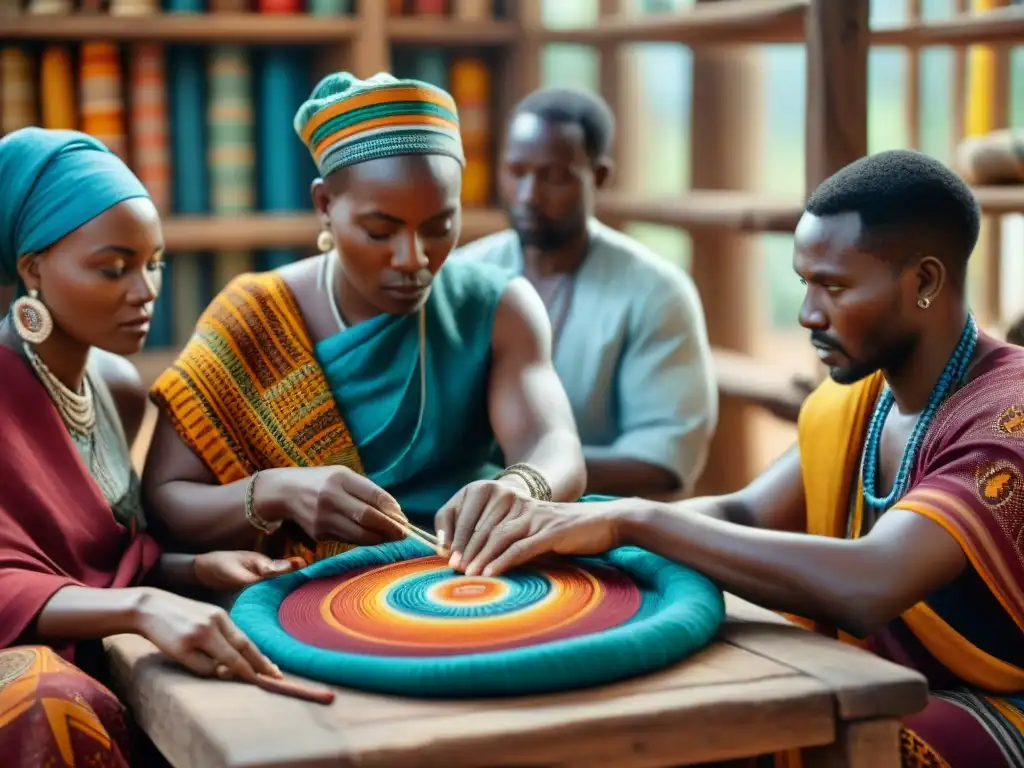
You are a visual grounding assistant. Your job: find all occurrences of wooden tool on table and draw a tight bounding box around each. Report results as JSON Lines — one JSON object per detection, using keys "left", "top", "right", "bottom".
{"left": 380, "top": 508, "right": 448, "bottom": 558}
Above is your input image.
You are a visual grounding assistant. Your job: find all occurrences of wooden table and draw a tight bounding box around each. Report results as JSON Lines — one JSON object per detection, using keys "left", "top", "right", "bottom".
{"left": 104, "top": 595, "right": 927, "bottom": 768}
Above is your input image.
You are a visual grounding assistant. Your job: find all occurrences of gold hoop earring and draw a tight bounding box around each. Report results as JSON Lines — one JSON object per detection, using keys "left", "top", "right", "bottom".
{"left": 317, "top": 229, "right": 335, "bottom": 253}
{"left": 11, "top": 289, "right": 53, "bottom": 344}
{"left": 917, "top": 297, "right": 932, "bottom": 310}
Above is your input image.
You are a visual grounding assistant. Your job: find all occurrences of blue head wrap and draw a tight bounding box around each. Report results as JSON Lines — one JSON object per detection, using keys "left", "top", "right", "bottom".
{"left": 0, "top": 127, "right": 152, "bottom": 293}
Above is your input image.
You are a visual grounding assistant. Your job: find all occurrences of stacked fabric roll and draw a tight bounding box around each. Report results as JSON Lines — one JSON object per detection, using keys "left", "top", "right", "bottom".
{"left": 80, "top": 41, "right": 127, "bottom": 160}
{"left": 0, "top": 48, "right": 35, "bottom": 134}
{"left": 450, "top": 56, "right": 492, "bottom": 208}
{"left": 207, "top": 43, "right": 256, "bottom": 285}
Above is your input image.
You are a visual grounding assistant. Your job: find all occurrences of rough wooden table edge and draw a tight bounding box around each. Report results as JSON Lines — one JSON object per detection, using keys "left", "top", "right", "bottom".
{"left": 104, "top": 633, "right": 837, "bottom": 768}
{"left": 720, "top": 595, "right": 929, "bottom": 721}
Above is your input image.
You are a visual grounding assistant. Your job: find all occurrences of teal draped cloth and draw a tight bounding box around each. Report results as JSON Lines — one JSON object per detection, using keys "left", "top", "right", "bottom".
{"left": 0, "top": 128, "right": 150, "bottom": 293}
{"left": 316, "top": 260, "right": 511, "bottom": 527}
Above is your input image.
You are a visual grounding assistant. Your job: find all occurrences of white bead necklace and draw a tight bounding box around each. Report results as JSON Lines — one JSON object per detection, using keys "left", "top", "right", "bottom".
{"left": 22, "top": 342, "right": 96, "bottom": 437}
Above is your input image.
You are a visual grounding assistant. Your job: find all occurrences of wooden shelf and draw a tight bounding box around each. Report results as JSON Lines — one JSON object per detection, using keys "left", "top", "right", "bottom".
{"left": 972, "top": 186, "right": 1024, "bottom": 215}
{"left": 538, "top": 0, "right": 807, "bottom": 46}
{"left": 388, "top": 18, "right": 519, "bottom": 45}
{"left": 156, "top": 185, "right": 1024, "bottom": 253}
{"left": 871, "top": 5, "right": 1024, "bottom": 46}
{"left": 596, "top": 190, "right": 802, "bottom": 233}
{"left": 598, "top": 185, "right": 1024, "bottom": 233}
{"left": 0, "top": 13, "right": 359, "bottom": 44}
{"left": 161, "top": 208, "right": 507, "bottom": 252}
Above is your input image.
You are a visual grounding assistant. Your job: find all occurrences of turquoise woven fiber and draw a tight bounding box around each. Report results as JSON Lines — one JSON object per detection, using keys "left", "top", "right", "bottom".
{"left": 230, "top": 539, "right": 725, "bottom": 698}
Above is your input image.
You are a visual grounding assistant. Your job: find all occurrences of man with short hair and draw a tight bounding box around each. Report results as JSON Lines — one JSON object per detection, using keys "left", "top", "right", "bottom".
{"left": 456, "top": 87, "right": 717, "bottom": 499}
{"left": 443, "top": 149, "right": 1024, "bottom": 767}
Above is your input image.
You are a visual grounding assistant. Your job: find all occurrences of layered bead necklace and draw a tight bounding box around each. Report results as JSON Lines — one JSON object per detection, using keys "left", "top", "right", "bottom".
{"left": 22, "top": 341, "right": 96, "bottom": 437}
{"left": 860, "top": 314, "right": 978, "bottom": 510}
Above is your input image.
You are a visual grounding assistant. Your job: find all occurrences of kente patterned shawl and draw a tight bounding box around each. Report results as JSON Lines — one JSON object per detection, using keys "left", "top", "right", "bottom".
{"left": 149, "top": 272, "right": 363, "bottom": 564}
{"left": 795, "top": 341, "right": 1024, "bottom": 767}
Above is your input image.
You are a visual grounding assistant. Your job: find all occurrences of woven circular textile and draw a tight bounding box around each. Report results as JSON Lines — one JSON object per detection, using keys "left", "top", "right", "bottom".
{"left": 231, "top": 539, "right": 725, "bottom": 697}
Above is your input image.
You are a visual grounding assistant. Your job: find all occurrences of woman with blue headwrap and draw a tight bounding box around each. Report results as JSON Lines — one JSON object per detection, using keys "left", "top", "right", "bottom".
{"left": 0, "top": 128, "right": 295, "bottom": 766}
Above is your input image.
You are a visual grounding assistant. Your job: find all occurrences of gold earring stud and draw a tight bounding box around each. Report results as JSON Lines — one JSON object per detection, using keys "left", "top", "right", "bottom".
{"left": 317, "top": 229, "right": 335, "bottom": 253}
{"left": 11, "top": 288, "right": 53, "bottom": 345}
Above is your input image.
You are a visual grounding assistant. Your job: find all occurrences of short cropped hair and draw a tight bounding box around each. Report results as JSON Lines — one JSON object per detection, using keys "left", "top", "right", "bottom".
{"left": 512, "top": 87, "right": 615, "bottom": 161}
{"left": 805, "top": 149, "right": 981, "bottom": 279}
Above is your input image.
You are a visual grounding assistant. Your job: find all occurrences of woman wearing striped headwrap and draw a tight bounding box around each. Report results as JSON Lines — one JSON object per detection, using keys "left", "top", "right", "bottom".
{"left": 144, "top": 71, "right": 589, "bottom": 567}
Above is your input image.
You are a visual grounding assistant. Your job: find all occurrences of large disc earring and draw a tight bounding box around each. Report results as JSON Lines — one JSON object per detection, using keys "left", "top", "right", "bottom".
{"left": 11, "top": 289, "right": 53, "bottom": 344}
{"left": 317, "top": 229, "right": 335, "bottom": 253}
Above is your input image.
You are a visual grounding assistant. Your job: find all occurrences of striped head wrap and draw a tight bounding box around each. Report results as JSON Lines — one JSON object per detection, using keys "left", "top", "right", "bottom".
{"left": 293, "top": 71, "right": 464, "bottom": 178}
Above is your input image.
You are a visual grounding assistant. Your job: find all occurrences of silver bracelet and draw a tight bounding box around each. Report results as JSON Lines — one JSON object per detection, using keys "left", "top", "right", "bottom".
{"left": 244, "top": 470, "right": 281, "bottom": 534}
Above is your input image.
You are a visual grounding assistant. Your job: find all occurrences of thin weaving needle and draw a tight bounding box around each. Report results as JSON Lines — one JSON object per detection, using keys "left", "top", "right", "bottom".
{"left": 379, "top": 508, "right": 447, "bottom": 556}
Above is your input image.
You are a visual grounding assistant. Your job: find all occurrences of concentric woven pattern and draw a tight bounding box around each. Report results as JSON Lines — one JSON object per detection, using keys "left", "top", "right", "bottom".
{"left": 279, "top": 555, "right": 641, "bottom": 656}
{"left": 232, "top": 539, "right": 725, "bottom": 698}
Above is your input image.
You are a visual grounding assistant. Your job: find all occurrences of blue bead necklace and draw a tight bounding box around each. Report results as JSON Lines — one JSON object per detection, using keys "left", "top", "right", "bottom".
{"left": 861, "top": 314, "right": 978, "bottom": 510}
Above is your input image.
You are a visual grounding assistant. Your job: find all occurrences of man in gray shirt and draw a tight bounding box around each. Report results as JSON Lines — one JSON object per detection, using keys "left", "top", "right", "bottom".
{"left": 455, "top": 87, "right": 717, "bottom": 499}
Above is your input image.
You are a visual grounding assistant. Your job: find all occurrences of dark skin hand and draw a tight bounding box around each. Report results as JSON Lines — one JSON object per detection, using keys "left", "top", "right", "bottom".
{"left": 445, "top": 209, "right": 976, "bottom": 638}
{"left": 144, "top": 153, "right": 586, "bottom": 552}
{"left": 500, "top": 111, "right": 680, "bottom": 498}
{"left": 4, "top": 198, "right": 282, "bottom": 683}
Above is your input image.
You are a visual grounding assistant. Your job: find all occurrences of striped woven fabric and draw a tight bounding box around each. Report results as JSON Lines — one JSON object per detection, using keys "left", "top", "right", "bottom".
{"left": 411, "top": 0, "right": 445, "bottom": 13}
{"left": 80, "top": 42, "right": 127, "bottom": 159}
{"left": 109, "top": 0, "right": 158, "bottom": 14}
{"left": 308, "top": 0, "right": 351, "bottom": 12}
{"left": 452, "top": 0, "right": 492, "bottom": 20}
{"left": 293, "top": 71, "right": 464, "bottom": 178}
{"left": 39, "top": 46, "right": 76, "bottom": 130}
{"left": 258, "top": 0, "right": 300, "bottom": 12}
{"left": 0, "top": 47, "right": 36, "bottom": 136}
{"left": 129, "top": 44, "right": 171, "bottom": 212}
{"left": 449, "top": 56, "right": 491, "bottom": 207}
{"left": 208, "top": 45, "right": 255, "bottom": 285}
{"left": 26, "top": 0, "right": 71, "bottom": 14}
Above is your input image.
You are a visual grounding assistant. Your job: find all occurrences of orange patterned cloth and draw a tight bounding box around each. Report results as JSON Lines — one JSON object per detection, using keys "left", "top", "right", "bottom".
{"left": 0, "top": 646, "right": 131, "bottom": 767}
{"left": 80, "top": 42, "right": 127, "bottom": 160}
{"left": 128, "top": 44, "right": 171, "bottom": 212}
{"left": 149, "top": 272, "right": 364, "bottom": 564}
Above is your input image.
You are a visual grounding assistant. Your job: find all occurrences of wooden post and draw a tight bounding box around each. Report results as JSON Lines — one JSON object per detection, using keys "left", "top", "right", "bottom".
{"left": 597, "top": 0, "right": 632, "bottom": 230}
{"left": 688, "top": 0, "right": 763, "bottom": 495}
{"left": 804, "top": 0, "right": 869, "bottom": 192}
{"left": 351, "top": 0, "right": 389, "bottom": 78}
{"left": 511, "top": 0, "right": 541, "bottom": 101}
{"left": 904, "top": 0, "right": 921, "bottom": 149}
{"left": 964, "top": 0, "right": 1010, "bottom": 328}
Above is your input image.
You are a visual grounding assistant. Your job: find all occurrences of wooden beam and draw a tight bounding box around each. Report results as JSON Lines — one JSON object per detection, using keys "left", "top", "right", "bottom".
{"left": 904, "top": 0, "right": 922, "bottom": 149}
{"left": 147, "top": 184, "right": 1023, "bottom": 253}
{"left": 0, "top": 13, "right": 360, "bottom": 43}
{"left": 387, "top": 18, "right": 518, "bottom": 45}
{"left": 871, "top": 4, "right": 1024, "bottom": 46}
{"left": 351, "top": 0, "right": 388, "bottom": 78}
{"left": 689, "top": 0, "right": 763, "bottom": 495}
{"left": 159, "top": 209, "right": 508, "bottom": 252}
{"left": 804, "top": 0, "right": 869, "bottom": 192}
{"left": 538, "top": 0, "right": 807, "bottom": 45}
{"left": 597, "top": 190, "right": 800, "bottom": 233}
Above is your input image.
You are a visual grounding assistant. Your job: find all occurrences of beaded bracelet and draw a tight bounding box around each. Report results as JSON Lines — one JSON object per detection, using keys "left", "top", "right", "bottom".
{"left": 495, "top": 463, "right": 553, "bottom": 502}
{"left": 245, "top": 470, "right": 282, "bottom": 534}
